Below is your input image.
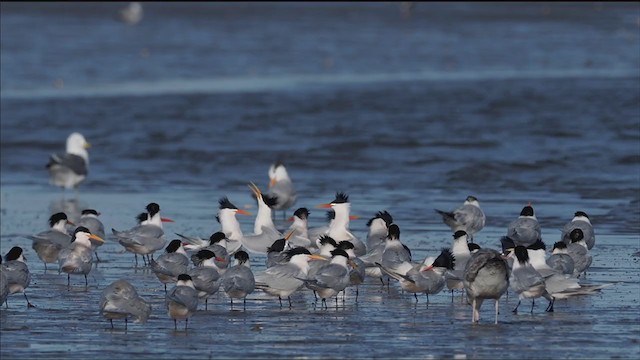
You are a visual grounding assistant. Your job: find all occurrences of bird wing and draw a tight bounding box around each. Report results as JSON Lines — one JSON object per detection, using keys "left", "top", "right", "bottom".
{"left": 47, "top": 153, "right": 87, "bottom": 175}
{"left": 166, "top": 286, "right": 199, "bottom": 311}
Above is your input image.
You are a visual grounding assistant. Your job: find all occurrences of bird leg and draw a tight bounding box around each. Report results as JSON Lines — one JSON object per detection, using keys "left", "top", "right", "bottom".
{"left": 545, "top": 296, "right": 555, "bottom": 312}
{"left": 84, "top": 274, "right": 88, "bottom": 287}
{"left": 134, "top": 254, "right": 139, "bottom": 267}
{"left": 278, "top": 296, "right": 283, "bottom": 307}
{"left": 185, "top": 318, "right": 188, "bottom": 331}
{"left": 495, "top": 299, "right": 500, "bottom": 324}
{"left": 288, "top": 296, "right": 292, "bottom": 308}
{"left": 530, "top": 298, "right": 535, "bottom": 314}
{"left": 125, "top": 318, "right": 128, "bottom": 331}
{"left": 512, "top": 300, "right": 521, "bottom": 314}
{"left": 110, "top": 319, "right": 114, "bottom": 329}
{"left": 174, "top": 319, "right": 177, "bottom": 331}
{"left": 205, "top": 298, "right": 208, "bottom": 310}
{"left": 230, "top": 298, "right": 234, "bottom": 310}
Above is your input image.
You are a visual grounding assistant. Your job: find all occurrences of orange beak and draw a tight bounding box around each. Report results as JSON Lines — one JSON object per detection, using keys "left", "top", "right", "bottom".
{"left": 287, "top": 216, "right": 295, "bottom": 222}
{"left": 236, "top": 209, "right": 252, "bottom": 216}
{"left": 89, "top": 234, "right": 105, "bottom": 243}
{"left": 421, "top": 265, "right": 433, "bottom": 272}
{"left": 284, "top": 230, "right": 295, "bottom": 241}
{"left": 248, "top": 182, "right": 262, "bottom": 198}
{"left": 269, "top": 178, "right": 276, "bottom": 188}
{"left": 161, "top": 217, "right": 175, "bottom": 223}
{"left": 349, "top": 215, "right": 361, "bottom": 220}
{"left": 316, "top": 203, "right": 333, "bottom": 209}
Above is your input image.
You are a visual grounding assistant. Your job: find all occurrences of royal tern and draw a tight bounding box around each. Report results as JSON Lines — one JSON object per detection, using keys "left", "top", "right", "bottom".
{"left": 77, "top": 209, "right": 105, "bottom": 261}
{"left": 546, "top": 242, "right": 575, "bottom": 275}
{"left": 58, "top": 226, "right": 104, "bottom": 287}
{"left": 305, "top": 236, "right": 338, "bottom": 297}
{"left": 217, "top": 197, "right": 252, "bottom": 255}
{"left": 1, "top": 247, "right": 33, "bottom": 307}
{"left": 299, "top": 249, "right": 351, "bottom": 308}
{"left": 266, "top": 238, "right": 290, "bottom": 268}
{"left": 46, "top": 132, "right": 91, "bottom": 190}
{"left": 99, "top": 279, "right": 151, "bottom": 329}
{"left": 463, "top": 248, "right": 510, "bottom": 324}
{"left": 267, "top": 161, "right": 297, "bottom": 219}
{"left": 307, "top": 210, "right": 361, "bottom": 247}
{"left": 360, "top": 211, "right": 394, "bottom": 279}
{"left": 236, "top": 183, "right": 283, "bottom": 254}
{"left": 150, "top": 240, "right": 190, "bottom": 293}
{"left": 446, "top": 230, "right": 472, "bottom": 299}
{"left": 221, "top": 251, "right": 255, "bottom": 309}
{"left": 337, "top": 241, "right": 366, "bottom": 299}
{"left": 0, "top": 258, "right": 8, "bottom": 307}
{"left": 317, "top": 192, "right": 366, "bottom": 256}
{"left": 187, "top": 250, "right": 224, "bottom": 310}
{"left": 505, "top": 204, "right": 541, "bottom": 247}
{"left": 377, "top": 224, "right": 413, "bottom": 280}
{"left": 509, "top": 246, "right": 555, "bottom": 314}
{"left": 254, "top": 247, "right": 324, "bottom": 307}
{"left": 166, "top": 274, "right": 199, "bottom": 330}
{"left": 561, "top": 211, "right": 596, "bottom": 250}
{"left": 435, "top": 195, "right": 486, "bottom": 241}
{"left": 285, "top": 207, "right": 312, "bottom": 248}
{"left": 112, "top": 202, "right": 174, "bottom": 266}
{"left": 179, "top": 232, "right": 230, "bottom": 272}
{"left": 566, "top": 229, "right": 593, "bottom": 278}
{"left": 27, "top": 212, "right": 73, "bottom": 270}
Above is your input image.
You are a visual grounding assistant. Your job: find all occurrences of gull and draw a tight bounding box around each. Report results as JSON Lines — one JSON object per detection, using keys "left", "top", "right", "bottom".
{"left": 58, "top": 226, "right": 104, "bottom": 287}
{"left": 166, "top": 274, "right": 199, "bottom": 330}
{"left": 150, "top": 240, "right": 190, "bottom": 293}
{"left": 27, "top": 212, "right": 73, "bottom": 270}
{"left": 99, "top": 279, "right": 151, "bottom": 329}
{"left": 561, "top": 211, "right": 596, "bottom": 250}
{"left": 221, "top": 251, "right": 255, "bottom": 310}
{"left": 46, "top": 132, "right": 91, "bottom": 190}
{"left": 435, "top": 195, "right": 486, "bottom": 242}
{"left": 1, "top": 247, "right": 34, "bottom": 308}
{"left": 266, "top": 161, "right": 297, "bottom": 219}
{"left": 463, "top": 248, "right": 510, "bottom": 324}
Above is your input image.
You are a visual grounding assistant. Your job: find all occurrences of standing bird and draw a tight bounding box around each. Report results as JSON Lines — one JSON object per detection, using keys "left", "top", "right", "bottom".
{"left": 46, "top": 132, "right": 91, "bottom": 190}
{"left": 221, "top": 251, "right": 255, "bottom": 310}
{"left": 166, "top": 274, "right": 199, "bottom": 330}
{"left": 0, "top": 257, "right": 8, "bottom": 307}
{"left": 77, "top": 209, "right": 106, "bottom": 262}
{"left": 239, "top": 183, "right": 282, "bottom": 254}
{"left": 58, "top": 226, "right": 104, "bottom": 287}
{"left": 180, "top": 232, "right": 230, "bottom": 273}
{"left": 337, "top": 241, "right": 366, "bottom": 300}
{"left": 435, "top": 195, "right": 486, "bottom": 242}
{"left": 566, "top": 229, "right": 593, "bottom": 278}
{"left": 546, "top": 242, "right": 575, "bottom": 275}
{"left": 505, "top": 204, "right": 541, "bottom": 247}
{"left": 509, "top": 246, "right": 555, "bottom": 314}
{"left": 377, "top": 224, "right": 413, "bottom": 279}
{"left": 463, "top": 248, "right": 510, "bottom": 324}
{"left": 561, "top": 211, "right": 596, "bottom": 250}
{"left": 112, "top": 202, "right": 174, "bottom": 266}
{"left": 445, "top": 230, "right": 472, "bottom": 299}
{"left": 150, "top": 240, "right": 190, "bottom": 293}
{"left": 217, "top": 197, "right": 252, "bottom": 255}
{"left": 285, "top": 207, "right": 312, "bottom": 248}
{"left": 267, "top": 161, "right": 297, "bottom": 219}
{"left": 317, "top": 192, "right": 366, "bottom": 256}
{"left": 27, "top": 212, "right": 73, "bottom": 270}
{"left": 360, "top": 211, "right": 394, "bottom": 279}
{"left": 1, "top": 247, "right": 34, "bottom": 308}
{"left": 99, "top": 279, "right": 151, "bottom": 329}
{"left": 300, "top": 249, "right": 352, "bottom": 308}
{"left": 187, "top": 250, "right": 224, "bottom": 310}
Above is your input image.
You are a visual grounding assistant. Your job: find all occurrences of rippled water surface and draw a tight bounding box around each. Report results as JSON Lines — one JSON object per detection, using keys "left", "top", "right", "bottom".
{"left": 1, "top": 2, "right": 639, "bottom": 359}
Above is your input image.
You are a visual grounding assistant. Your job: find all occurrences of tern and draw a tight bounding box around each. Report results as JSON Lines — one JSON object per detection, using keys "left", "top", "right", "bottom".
{"left": 505, "top": 204, "right": 541, "bottom": 247}
{"left": 99, "top": 279, "right": 151, "bottom": 329}
{"left": 217, "top": 197, "right": 252, "bottom": 255}
{"left": 1, "top": 247, "right": 34, "bottom": 308}
{"left": 561, "top": 211, "right": 596, "bottom": 250}
{"left": 546, "top": 242, "right": 575, "bottom": 275}
{"left": 187, "top": 250, "right": 224, "bottom": 310}
{"left": 166, "top": 274, "right": 199, "bottom": 330}
{"left": 179, "top": 232, "right": 230, "bottom": 272}
{"left": 360, "top": 210, "right": 394, "bottom": 280}
{"left": 58, "top": 226, "right": 104, "bottom": 287}
{"left": 435, "top": 195, "right": 486, "bottom": 242}
{"left": 566, "top": 228, "right": 592, "bottom": 278}
{"left": 299, "top": 249, "right": 352, "bottom": 308}
{"left": 337, "top": 241, "right": 366, "bottom": 300}
{"left": 0, "top": 258, "right": 8, "bottom": 307}
{"left": 317, "top": 192, "right": 366, "bottom": 256}
{"left": 463, "top": 248, "right": 510, "bottom": 324}
{"left": 27, "top": 212, "right": 73, "bottom": 270}
{"left": 76, "top": 209, "right": 105, "bottom": 261}
{"left": 150, "top": 239, "right": 190, "bottom": 293}
{"left": 46, "top": 132, "right": 91, "bottom": 190}
{"left": 509, "top": 246, "right": 555, "bottom": 314}
{"left": 445, "top": 230, "right": 472, "bottom": 299}
{"left": 221, "top": 251, "right": 255, "bottom": 310}
{"left": 285, "top": 207, "right": 312, "bottom": 248}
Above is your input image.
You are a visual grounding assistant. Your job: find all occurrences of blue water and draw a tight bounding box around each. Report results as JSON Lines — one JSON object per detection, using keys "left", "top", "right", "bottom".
{"left": 1, "top": 2, "right": 639, "bottom": 359}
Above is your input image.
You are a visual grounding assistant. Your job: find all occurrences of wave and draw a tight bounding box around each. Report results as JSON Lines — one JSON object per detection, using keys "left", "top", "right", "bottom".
{"left": 2, "top": 68, "right": 638, "bottom": 100}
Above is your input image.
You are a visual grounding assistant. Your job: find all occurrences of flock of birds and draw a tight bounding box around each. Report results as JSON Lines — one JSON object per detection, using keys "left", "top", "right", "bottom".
{"left": 0, "top": 132, "right": 611, "bottom": 330}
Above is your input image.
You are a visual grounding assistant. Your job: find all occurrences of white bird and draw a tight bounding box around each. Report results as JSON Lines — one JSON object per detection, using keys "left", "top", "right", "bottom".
{"left": 566, "top": 228, "right": 593, "bottom": 278}
{"left": 299, "top": 249, "right": 352, "bottom": 308}
{"left": 119, "top": 2, "right": 143, "bottom": 25}
{"left": 445, "top": 230, "right": 472, "bottom": 299}
{"left": 166, "top": 274, "right": 199, "bottom": 330}
{"left": 112, "top": 202, "right": 174, "bottom": 266}
{"left": 27, "top": 212, "right": 73, "bottom": 270}
{"left": 187, "top": 250, "right": 224, "bottom": 310}
{"left": 317, "top": 192, "right": 366, "bottom": 256}
{"left": 1, "top": 247, "right": 34, "bottom": 308}
{"left": 178, "top": 232, "right": 230, "bottom": 272}
{"left": 99, "top": 279, "right": 151, "bottom": 329}
{"left": 254, "top": 247, "right": 324, "bottom": 307}
{"left": 217, "top": 197, "right": 252, "bottom": 255}
{"left": 221, "top": 251, "right": 255, "bottom": 310}
{"left": 561, "top": 211, "right": 596, "bottom": 250}
{"left": 285, "top": 207, "right": 312, "bottom": 248}
{"left": 58, "top": 226, "right": 104, "bottom": 287}
{"left": 546, "top": 241, "right": 575, "bottom": 275}
{"left": 46, "top": 132, "right": 91, "bottom": 190}
{"left": 463, "top": 248, "right": 510, "bottom": 324}
{"left": 150, "top": 239, "right": 190, "bottom": 293}
{"left": 435, "top": 195, "right": 486, "bottom": 241}
{"left": 267, "top": 161, "right": 297, "bottom": 219}
{"left": 76, "top": 209, "right": 105, "bottom": 261}
{"left": 237, "top": 183, "right": 282, "bottom": 254}
{"left": 505, "top": 204, "right": 541, "bottom": 247}
{"left": 509, "top": 246, "right": 555, "bottom": 314}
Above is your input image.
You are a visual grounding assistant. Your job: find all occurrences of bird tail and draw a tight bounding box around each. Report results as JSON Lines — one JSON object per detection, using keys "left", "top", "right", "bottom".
{"left": 375, "top": 262, "right": 413, "bottom": 283}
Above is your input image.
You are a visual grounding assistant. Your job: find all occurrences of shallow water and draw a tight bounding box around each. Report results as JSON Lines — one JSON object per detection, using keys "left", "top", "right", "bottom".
{"left": 1, "top": 2, "right": 640, "bottom": 359}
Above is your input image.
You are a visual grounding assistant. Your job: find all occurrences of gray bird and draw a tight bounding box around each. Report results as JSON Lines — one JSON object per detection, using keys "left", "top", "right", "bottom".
{"left": 299, "top": 249, "right": 351, "bottom": 308}
{"left": 1, "top": 247, "right": 34, "bottom": 308}
{"left": 435, "top": 195, "right": 486, "bottom": 241}
{"left": 77, "top": 209, "right": 106, "bottom": 261}
{"left": 46, "top": 132, "right": 90, "bottom": 190}
{"left": 178, "top": 232, "right": 230, "bottom": 272}
{"left": 505, "top": 205, "right": 541, "bottom": 247}
{"left": 166, "top": 274, "right": 199, "bottom": 330}
{"left": 566, "top": 229, "right": 592, "bottom": 278}
{"left": 561, "top": 211, "right": 596, "bottom": 250}
{"left": 546, "top": 242, "right": 575, "bottom": 275}
{"left": 187, "top": 250, "right": 223, "bottom": 309}
{"left": 150, "top": 240, "right": 190, "bottom": 293}
{"left": 58, "top": 226, "right": 104, "bottom": 287}
{"left": 337, "top": 241, "right": 366, "bottom": 300}
{"left": 221, "top": 251, "right": 255, "bottom": 310}
{"left": 267, "top": 161, "right": 297, "bottom": 219}
{"left": 463, "top": 248, "right": 510, "bottom": 324}
{"left": 27, "top": 212, "right": 73, "bottom": 270}
{"left": 99, "top": 279, "right": 151, "bottom": 329}
{"left": 509, "top": 246, "right": 555, "bottom": 314}
{"left": 446, "top": 230, "right": 472, "bottom": 299}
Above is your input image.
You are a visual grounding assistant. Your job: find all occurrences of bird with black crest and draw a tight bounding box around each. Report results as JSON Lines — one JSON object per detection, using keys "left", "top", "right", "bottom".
{"left": 317, "top": 192, "right": 366, "bottom": 256}
{"left": 27, "top": 212, "right": 73, "bottom": 271}
{"left": 187, "top": 249, "right": 226, "bottom": 309}
{"left": 166, "top": 274, "right": 199, "bottom": 330}
{"left": 150, "top": 240, "right": 190, "bottom": 293}
{"left": 58, "top": 226, "right": 104, "bottom": 287}
{"left": 221, "top": 251, "right": 255, "bottom": 310}
{"left": 1, "top": 247, "right": 34, "bottom": 308}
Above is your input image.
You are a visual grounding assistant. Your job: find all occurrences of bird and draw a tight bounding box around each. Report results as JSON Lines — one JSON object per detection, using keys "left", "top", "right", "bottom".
{"left": 0, "top": 257, "right": 8, "bottom": 307}
{"left": 99, "top": 279, "right": 151, "bottom": 329}
{"left": 360, "top": 210, "right": 394, "bottom": 280}
{"left": 239, "top": 183, "right": 283, "bottom": 254}
{"left": 112, "top": 202, "right": 174, "bottom": 266}
{"left": 166, "top": 274, "right": 199, "bottom": 331}
{"left": 337, "top": 241, "right": 366, "bottom": 300}
{"left": 221, "top": 251, "right": 255, "bottom": 310}
{"left": 150, "top": 240, "right": 190, "bottom": 293}
{"left": 505, "top": 204, "right": 541, "bottom": 247}
{"left": 217, "top": 197, "right": 252, "bottom": 255}
{"left": 561, "top": 211, "right": 596, "bottom": 250}
{"left": 179, "top": 232, "right": 230, "bottom": 273}
{"left": 305, "top": 235, "right": 338, "bottom": 298}
{"left": 58, "top": 226, "right": 104, "bottom": 287}
{"left": 307, "top": 209, "right": 361, "bottom": 248}
{"left": 317, "top": 192, "right": 366, "bottom": 256}
{"left": 1, "top": 247, "right": 34, "bottom": 308}
{"left": 463, "top": 248, "right": 510, "bottom": 324}
{"left": 27, "top": 212, "right": 73, "bottom": 270}
{"left": 435, "top": 195, "right": 486, "bottom": 242}
{"left": 299, "top": 249, "right": 352, "bottom": 308}
{"left": 46, "top": 132, "right": 91, "bottom": 190}
{"left": 509, "top": 246, "right": 555, "bottom": 314}
{"left": 546, "top": 241, "right": 575, "bottom": 275}
{"left": 285, "top": 207, "right": 312, "bottom": 248}
{"left": 266, "top": 237, "right": 291, "bottom": 269}
{"left": 76, "top": 209, "right": 106, "bottom": 262}
{"left": 187, "top": 250, "right": 224, "bottom": 310}
{"left": 254, "top": 247, "right": 324, "bottom": 307}
{"left": 445, "top": 230, "right": 472, "bottom": 299}
{"left": 377, "top": 224, "right": 413, "bottom": 282}
{"left": 119, "top": 2, "right": 143, "bottom": 25}
{"left": 266, "top": 161, "right": 297, "bottom": 219}
{"left": 566, "top": 228, "right": 593, "bottom": 278}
